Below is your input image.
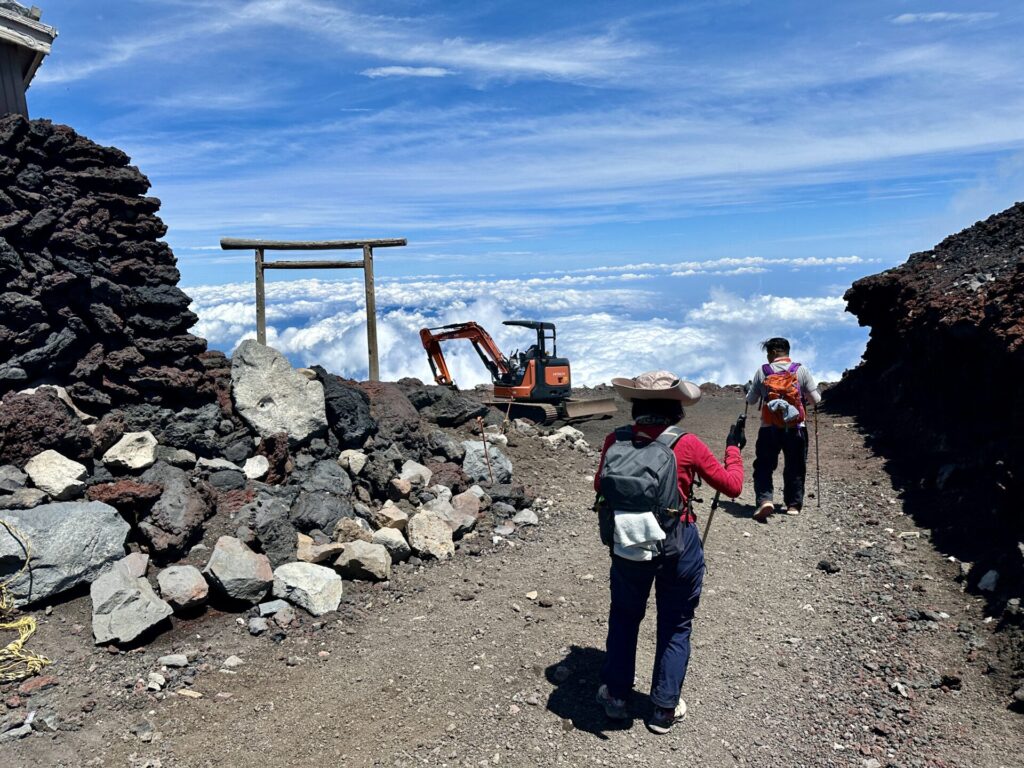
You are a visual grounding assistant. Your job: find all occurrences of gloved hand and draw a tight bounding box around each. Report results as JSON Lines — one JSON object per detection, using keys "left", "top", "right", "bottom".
{"left": 726, "top": 420, "right": 747, "bottom": 450}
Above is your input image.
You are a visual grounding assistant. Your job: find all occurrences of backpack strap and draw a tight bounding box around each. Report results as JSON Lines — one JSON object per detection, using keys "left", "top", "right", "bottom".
{"left": 613, "top": 426, "right": 634, "bottom": 442}
{"left": 787, "top": 362, "right": 801, "bottom": 373}
{"left": 761, "top": 363, "right": 774, "bottom": 377}
{"left": 656, "top": 426, "right": 687, "bottom": 447}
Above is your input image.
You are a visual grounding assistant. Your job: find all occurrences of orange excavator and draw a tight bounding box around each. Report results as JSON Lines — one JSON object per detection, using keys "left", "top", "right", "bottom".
{"left": 419, "top": 320, "right": 616, "bottom": 424}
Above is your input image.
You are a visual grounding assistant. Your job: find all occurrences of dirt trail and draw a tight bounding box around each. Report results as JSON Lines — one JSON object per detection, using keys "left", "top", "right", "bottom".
{"left": 9, "top": 391, "right": 1022, "bottom": 767}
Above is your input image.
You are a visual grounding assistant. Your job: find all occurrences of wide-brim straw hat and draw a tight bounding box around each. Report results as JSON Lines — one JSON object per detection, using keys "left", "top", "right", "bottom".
{"left": 611, "top": 370, "right": 702, "bottom": 406}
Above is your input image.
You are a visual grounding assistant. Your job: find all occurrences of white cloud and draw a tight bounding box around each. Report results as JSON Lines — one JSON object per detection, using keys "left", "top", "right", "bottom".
{"left": 39, "top": 0, "right": 648, "bottom": 86}
{"left": 892, "top": 12, "right": 998, "bottom": 25}
{"left": 188, "top": 276, "right": 861, "bottom": 388}
{"left": 361, "top": 66, "right": 454, "bottom": 79}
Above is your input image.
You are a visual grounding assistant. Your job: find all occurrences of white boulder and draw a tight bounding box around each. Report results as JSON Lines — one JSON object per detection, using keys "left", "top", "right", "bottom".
{"left": 24, "top": 450, "right": 87, "bottom": 500}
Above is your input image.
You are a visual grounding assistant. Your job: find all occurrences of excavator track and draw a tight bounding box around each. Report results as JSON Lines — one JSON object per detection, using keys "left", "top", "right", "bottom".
{"left": 484, "top": 400, "right": 559, "bottom": 425}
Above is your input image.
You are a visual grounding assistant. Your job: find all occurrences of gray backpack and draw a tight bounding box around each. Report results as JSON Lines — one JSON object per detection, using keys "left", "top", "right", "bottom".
{"left": 596, "top": 426, "right": 687, "bottom": 555}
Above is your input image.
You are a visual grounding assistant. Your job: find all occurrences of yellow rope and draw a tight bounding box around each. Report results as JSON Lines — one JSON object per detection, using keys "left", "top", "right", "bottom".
{"left": 0, "top": 519, "right": 51, "bottom": 682}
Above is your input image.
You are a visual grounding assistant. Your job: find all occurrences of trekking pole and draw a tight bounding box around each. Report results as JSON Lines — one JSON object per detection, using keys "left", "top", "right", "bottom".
{"left": 702, "top": 402, "right": 749, "bottom": 548}
{"left": 814, "top": 405, "right": 821, "bottom": 508}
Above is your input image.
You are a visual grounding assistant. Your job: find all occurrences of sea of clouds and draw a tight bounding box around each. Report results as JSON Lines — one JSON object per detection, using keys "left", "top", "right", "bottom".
{"left": 188, "top": 257, "right": 866, "bottom": 388}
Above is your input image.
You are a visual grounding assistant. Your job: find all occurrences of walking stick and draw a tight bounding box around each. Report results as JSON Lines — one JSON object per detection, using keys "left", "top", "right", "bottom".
{"left": 814, "top": 405, "right": 821, "bottom": 508}
{"left": 702, "top": 401, "right": 749, "bottom": 548}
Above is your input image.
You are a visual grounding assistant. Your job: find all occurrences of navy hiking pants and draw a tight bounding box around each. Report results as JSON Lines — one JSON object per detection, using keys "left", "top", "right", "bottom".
{"left": 753, "top": 425, "right": 808, "bottom": 510}
{"left": 602, "top": 522, "right": 704, "bottom": 709}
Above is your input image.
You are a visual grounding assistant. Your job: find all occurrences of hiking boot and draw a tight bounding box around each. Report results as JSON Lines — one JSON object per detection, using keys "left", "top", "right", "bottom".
{"left": 646, "top": 699, "right": 687, "bottom": 735}
{"left": 753, "top": 501, "right": 774, "bottom": 522}
{"left": 596, "top": 684, "right": 628, "bottom": 720}
{"left": 785, "top": 506, "right": 800, "bottom": 516}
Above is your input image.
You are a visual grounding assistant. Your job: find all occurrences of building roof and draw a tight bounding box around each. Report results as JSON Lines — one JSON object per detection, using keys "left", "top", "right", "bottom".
{"left": 0, "top": 2, "right": 56, "bottom": 87}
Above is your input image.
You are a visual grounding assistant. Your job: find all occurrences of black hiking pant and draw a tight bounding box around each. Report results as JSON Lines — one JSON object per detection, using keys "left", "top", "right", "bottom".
{"left": 753, "top": 425, "right": 808, "bottom": 510}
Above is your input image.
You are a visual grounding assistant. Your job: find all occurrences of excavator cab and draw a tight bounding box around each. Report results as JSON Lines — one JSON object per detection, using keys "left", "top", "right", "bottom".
{"left": 496, "top": 321, "right": 571, "bottom": 401}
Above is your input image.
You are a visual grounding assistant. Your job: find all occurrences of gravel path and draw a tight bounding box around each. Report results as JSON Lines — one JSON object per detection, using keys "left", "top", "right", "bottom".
{"left": 7, "top": 391, "right": 1022, "bottom": 767}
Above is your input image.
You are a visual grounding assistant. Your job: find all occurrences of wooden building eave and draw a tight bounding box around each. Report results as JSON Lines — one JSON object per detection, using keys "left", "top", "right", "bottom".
{"left": 0, "top": 7, "right": 56, "bottom": 58}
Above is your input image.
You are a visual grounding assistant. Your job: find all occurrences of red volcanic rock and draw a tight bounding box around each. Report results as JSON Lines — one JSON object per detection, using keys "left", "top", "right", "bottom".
{"left": 87, "top": 480, "right": 163, "bottom": 517}
{"left": 425, "top": 460, "right": 470, "bottom": 495}
{"left": 255, "top": 432, "right": 292, "bottom": 485}
{"left": 0, "top": 390, "right": 93, "bottom": 466}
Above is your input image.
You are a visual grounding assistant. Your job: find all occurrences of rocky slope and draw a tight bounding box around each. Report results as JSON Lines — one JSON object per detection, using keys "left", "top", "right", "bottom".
{"left": 829, "top": 202, "right": 1024, "bottom": 679}
{"left": 0, "top": 119, "right": 570, "bottom": 707}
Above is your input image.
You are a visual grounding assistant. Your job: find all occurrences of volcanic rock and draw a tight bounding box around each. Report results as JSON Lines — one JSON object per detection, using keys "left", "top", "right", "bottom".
{"left": 399, "top": 460, "right": 432, "bottom": 489}
{"left": 243, "top": 455, "right": 269, "bottom": 480}
{"left": 451, "top": 490, "right": 481, "bottom": 520}
{"left": 139, "top": 461, "right": 211, "bottom": 557}
{"left": 357, "top": 381, "right": 424, "bottom": 456}
{"left": 0, "top": 500, "right": 129, "bottom": 606}
{"left": 289, "top": 490, "right": 354, "bottom": 534}
{"left": 0, "top": 116, "right": 210, "bottom": 412}
{"left": 254, "top": 516, "right": 299, "bottom": 567}
{"left": 231, "top": 340, "right": 327, "bottom": 444}
{"left": 427, "top": 429, "right": 465, "bottom": 462}
{"left": 91, "top": 560, "right": 173, "bottom": 645}
{"left": 272, "top": 561, "right": 342, "bottom": 616}
{"left": 422, "top": 496, "right": 476, "bottom": 537}
{"left": 0, "top": 464, "right": 26, "bottom": 492}
{"left": 334, "top": 540, "right": 391, "bottom": 582}
{"left": 86, "top": 480, "right": 162, "bottom": 518}
{"left": 365, "top": 499, "right": 409, "bottom": 530}
{"left": 372, "top": 527, "right": 411, "bottom": 563}
{"left": 0, "top": 390, "right": 93, "bottom": 466}
{"left": 333, "top": 517, "right": 373, "bottom": 544}
{"left": 406, "top": 511, "right": 455, "bottom": 561}
{"left": 832, "top": 201, "right": 1024, "bottom": 592}
{"left": 338, "top": 449, "right": 367, "bottom": 475}
{"left": 24, "top": 449, "right": 87, "bottom": 499}
{"left": 310, "top": 366, "right": 376, "bottom": 448}
{"left": 102, "top": 430, "right": 157, "bottom": 472}
{"left": 203, "top": 536, "right": 273, "bottom": 604}
{"left": 298, "top": 459, "right": 352, "bottom": 495}
{"left": 255, "top": 431, "right": 291, "bottom": 484}
{"left": 296, "top": 532, "right": 345, "bottom": 564}
{"left": 487, "top": 483, "right": 533, "bottom": 510}
{"left": 0, "top": 487, "right": 45, "bottom": 510}
{"left": 360, "top": 450, "right": 401, "bottom": 498}
{"left": 513, "top": 509, "right": 539, "bottom": 526}
{"left": 398, "top": 380, "right": 488, "bottom": 426}
{"left": 156, "top": 564, "right": 209, "bottom": 611}
{"left": 425, "top": 460, "right": 470, "bottom": 494}
{"left": 461, "top": 440, "right": 513, "bottom": 484}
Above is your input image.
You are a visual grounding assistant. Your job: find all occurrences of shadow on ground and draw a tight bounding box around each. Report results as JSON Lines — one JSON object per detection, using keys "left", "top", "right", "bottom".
{"left": 545, "top": 645, "right": 653, "bottom": 739}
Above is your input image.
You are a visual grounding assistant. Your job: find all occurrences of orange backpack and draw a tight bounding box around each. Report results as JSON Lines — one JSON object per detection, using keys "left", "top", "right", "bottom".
{"left": 760, "top": 362, "right": 806, "bottom": 428}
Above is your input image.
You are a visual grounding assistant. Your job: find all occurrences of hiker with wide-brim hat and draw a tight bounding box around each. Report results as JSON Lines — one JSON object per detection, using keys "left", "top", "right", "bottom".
{"left": 594, "top": 370, "right": 744, "bottom": 734}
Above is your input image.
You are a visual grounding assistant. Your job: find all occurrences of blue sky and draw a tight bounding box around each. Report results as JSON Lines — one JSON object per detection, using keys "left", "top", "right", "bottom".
{"left": 25, "top": 1, "right": 1024, "bottom": 384}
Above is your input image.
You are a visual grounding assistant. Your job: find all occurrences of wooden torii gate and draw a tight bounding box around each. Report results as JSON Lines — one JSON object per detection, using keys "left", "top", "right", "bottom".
{"left": 219, "top": 237, "right": 407, "bottom": 382}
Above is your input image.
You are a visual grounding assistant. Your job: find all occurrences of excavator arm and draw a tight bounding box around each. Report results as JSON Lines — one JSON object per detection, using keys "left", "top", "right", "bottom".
{"left": 419, "top": 322, "right": 510, "bottom": 387}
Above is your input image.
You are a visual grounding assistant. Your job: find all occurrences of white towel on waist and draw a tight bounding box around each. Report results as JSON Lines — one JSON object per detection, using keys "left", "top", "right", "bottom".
{"left": 767, "top": 398, "right": 801, "bottom": 424}
{"left": 612, "top": 510, "right": 666, "bottom": 562}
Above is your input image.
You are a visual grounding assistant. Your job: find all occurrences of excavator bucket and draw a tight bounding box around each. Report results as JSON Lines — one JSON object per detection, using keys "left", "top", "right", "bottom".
{"left": 561, "top": 397, "right": 617, "bottom": 421}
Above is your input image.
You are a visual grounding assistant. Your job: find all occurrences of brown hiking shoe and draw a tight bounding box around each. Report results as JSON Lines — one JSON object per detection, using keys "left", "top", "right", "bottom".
{"left": 753, "top": 501, "right": 774, "bottom": 522}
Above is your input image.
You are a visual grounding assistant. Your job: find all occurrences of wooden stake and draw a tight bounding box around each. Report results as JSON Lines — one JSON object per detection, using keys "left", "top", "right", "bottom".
{"left": 254, "top": 247, "right": 266, "bottom": 345}
{"left": 363, "top": 244, "right": 380, "bottom": 382}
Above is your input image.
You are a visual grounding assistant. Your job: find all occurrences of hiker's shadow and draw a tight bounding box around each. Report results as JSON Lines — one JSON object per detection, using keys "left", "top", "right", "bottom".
{"left": 718, "top": 499, "right": 750, "bottom": 520}
{"left": 544, "top": 645, "right": 639, "bottom": 738}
